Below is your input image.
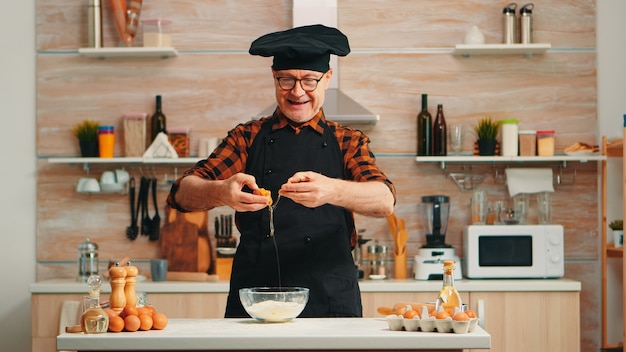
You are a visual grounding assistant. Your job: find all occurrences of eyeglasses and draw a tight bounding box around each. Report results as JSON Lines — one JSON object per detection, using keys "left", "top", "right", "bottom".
{"left": 275, "top": 73, "right": 326, "bottom": 92}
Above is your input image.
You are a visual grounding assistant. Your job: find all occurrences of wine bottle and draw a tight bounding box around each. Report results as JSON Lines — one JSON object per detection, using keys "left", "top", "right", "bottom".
{"left": 416, "top": 94, "right": 432, "bottom": 156}
{"left": 436, "top": 260, "right": 462, "bottom": 316}
{"left": 150, "top": 95, "right": 167, "bottom": 141}
{"left": 432, "top": 104, "right": 447, "bottom": 156}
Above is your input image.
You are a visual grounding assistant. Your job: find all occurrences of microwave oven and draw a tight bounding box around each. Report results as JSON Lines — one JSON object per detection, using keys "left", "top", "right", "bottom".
{"left": 463, "top": 225, "right": 564, "bottom": 279}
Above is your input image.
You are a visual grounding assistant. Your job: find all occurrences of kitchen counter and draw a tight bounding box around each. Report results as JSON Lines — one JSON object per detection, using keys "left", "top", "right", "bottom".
{"left": 31, "top": 277, "right": 581, "bottom": 294}
{"left": 56, "top": 318, "right": 491, "bottom": 351}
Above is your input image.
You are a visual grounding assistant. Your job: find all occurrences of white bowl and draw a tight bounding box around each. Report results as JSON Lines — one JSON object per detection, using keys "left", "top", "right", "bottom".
{"left": 239, "top": 287, "right": 309, "bottom": 323}
{"left": 100, "top": 171, "right": 117, "bottom": 185}
{"left": 100, "top": 182, "right": 124, "bottom": 193}
{"left": 77, "top": 177, "right": 100, "bottom": 193}
{"left": 115, "top": 169, "right": 130, "bottom": 184}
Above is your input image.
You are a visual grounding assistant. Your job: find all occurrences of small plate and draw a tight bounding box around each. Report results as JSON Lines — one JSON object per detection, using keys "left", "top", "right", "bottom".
{"left": 217, "top": 247, "right": 237, "bottom": 255}
{"left": 564, "top": 151, "right": 595, "bottom": 156}
{"left": 368, "top": 274, "right": 386, "bottom": 280}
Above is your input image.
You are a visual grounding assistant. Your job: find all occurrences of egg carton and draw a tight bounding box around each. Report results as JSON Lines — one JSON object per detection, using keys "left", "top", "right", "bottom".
{"left": 385, "top": 306, "right": 479, "bottom": 334}
{"left": 386, "top": 315, "right": 479, "bottom": 334}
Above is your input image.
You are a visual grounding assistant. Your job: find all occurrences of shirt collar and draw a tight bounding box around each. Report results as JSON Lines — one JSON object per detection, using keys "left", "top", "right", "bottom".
{"left": 272, "top": 108, "right": 326, "bottom": 135}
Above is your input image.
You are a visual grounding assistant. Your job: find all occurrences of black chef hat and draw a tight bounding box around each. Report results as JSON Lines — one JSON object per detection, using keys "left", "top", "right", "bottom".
{"left": 249, "top": 24, "right": 350, "bottom": 73}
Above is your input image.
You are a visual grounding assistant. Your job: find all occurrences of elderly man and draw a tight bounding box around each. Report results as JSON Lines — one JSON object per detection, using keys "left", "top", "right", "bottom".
{"left": 167, "top": 24, "right": 395, "bottom": 318}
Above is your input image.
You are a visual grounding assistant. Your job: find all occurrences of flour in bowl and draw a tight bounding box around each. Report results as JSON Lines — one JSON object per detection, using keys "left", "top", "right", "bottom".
{"left": 245, "top": 300, "right": 305, "bottom": 321}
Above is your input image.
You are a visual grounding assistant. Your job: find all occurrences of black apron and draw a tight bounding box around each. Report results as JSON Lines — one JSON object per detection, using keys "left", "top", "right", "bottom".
{"left": 224, "top": 117, "right": 362, "bottom": 318}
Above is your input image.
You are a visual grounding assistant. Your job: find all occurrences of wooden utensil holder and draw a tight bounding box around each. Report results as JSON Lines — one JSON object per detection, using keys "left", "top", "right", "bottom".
{"left": 394, "top": 252, "right": 407, "bottom": 280}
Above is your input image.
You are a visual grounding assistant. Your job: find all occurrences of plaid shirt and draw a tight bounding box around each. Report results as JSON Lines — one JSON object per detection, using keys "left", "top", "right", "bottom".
{"left": 167, "top": 108, "right": 396, "bottom": 245}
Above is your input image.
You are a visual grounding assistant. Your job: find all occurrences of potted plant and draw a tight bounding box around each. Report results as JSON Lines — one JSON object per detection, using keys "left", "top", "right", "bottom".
{"left": 473, "top": 116, "right": 500, "bottom": 156}
{"left": 72, "top": 120, "right": 99, "bottom": 157}
{"left": 609, "top": 219, "right": 623, "bottom": 248}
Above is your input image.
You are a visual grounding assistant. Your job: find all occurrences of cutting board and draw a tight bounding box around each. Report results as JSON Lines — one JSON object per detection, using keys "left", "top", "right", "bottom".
{"left": 160, "top": 205, "right": 212, "bottom": 273}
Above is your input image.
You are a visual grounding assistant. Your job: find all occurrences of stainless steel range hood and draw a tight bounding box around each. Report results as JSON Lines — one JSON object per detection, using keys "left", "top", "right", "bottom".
{"left": 253, "top": 0, "right": 379, "bottom": 124}
{"left": 254, "top": 88, "right": 379, "bottom": 124}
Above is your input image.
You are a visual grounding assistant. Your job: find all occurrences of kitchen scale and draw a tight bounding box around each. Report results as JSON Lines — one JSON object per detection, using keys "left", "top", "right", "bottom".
{"left": 414, "top": 195, "right": 462, "bottom": 280}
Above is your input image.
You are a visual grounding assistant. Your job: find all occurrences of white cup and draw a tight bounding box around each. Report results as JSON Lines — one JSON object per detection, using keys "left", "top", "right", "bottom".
{"left": 100, "top": 171, "right": 116, "bottom": 185}
{"left": 77, "top": 177, "right": 100, "bottom": 193}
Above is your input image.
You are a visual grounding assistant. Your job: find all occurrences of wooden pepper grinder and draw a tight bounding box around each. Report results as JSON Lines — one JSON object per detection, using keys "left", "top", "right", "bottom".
{"left": 124, "top": 261, "right": 139, "bottom": 308}
{"left": 108, "top": 262, "right": 127, "bottom": 314}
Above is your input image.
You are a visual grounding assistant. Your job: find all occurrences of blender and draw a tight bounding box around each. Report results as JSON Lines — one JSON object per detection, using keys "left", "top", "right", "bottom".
{"left": 414, "top": 195, "right": 462, "bottom": 280}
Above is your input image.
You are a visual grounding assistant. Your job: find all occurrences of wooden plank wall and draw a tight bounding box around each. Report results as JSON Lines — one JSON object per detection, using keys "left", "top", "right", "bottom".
{"left": 36, "top": 1, "right": 599, "bottom": 350}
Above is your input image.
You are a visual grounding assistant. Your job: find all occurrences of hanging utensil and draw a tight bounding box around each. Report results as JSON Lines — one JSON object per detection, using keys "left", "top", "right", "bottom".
{"left": 140, "top": 177, "right": 152, "bottom": 236}
{"left": 125, "top": 177, "right": 138, "bottom": 240}
{"left": 149, "top": 176, "right": 161, "bottom": 241}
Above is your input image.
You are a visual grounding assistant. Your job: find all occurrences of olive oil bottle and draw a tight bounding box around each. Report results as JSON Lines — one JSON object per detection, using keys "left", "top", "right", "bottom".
{"left": 81, "top": 275, "right": 109, "bottom": 334}
{"left": 436, "top": 260, "right": 461, "bottom": 316}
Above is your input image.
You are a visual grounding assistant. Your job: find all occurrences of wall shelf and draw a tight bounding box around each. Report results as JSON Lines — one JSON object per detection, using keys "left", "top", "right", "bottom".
{"left": 47, "top": 157, "right": 199, "bottom": 165}
{"left": 416, "top": 153, "right": 604, "bottom": 169}
{"left": 453, "top": 43, "right": 551, "bottom": 57}
{"left": 78, "top": 47, "right": 178, "bottom": 59}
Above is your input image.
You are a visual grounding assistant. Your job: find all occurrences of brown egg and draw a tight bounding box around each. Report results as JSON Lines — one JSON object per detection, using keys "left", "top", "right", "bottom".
{"left": 124, "top": 315, "right": 140, "bottom": 332}
{"left": 108, "top": 315, "right": 124, "bottom": 333}
{"left": 139, "top": 314, "right": 153, "bottom": 331}
{"left": 436, "top": 310, "right": 451, "bottom": 320}
{"left": 120, "top": 305, "right": 138, "bottom": 319}
{"left": 453, "top": 312, "right": 469, "bottom": 321}
{"left": 152, "top": 313, "right": 168, "bottom": 330}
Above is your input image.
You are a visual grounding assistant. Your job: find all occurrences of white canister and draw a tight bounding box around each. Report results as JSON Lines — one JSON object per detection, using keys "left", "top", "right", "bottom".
{"left": 500, "top": 119, "right": 519, "bottom": 156}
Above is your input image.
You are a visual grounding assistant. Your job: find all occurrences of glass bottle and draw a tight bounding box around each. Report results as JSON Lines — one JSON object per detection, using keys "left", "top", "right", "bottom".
{"left": 432, "top": 104, "right": 447, "bottom": 156}
{"left": 416, "top": 94, "right": 432, "bottom": 156}
{"left": 436, "top": 260, "right": 461, "bottom": 316}
{"left": 150, "top": 95, "right": 167, "bottom": 142}
{"left": 81, "top": 275, "right": 109, "bottom": 334}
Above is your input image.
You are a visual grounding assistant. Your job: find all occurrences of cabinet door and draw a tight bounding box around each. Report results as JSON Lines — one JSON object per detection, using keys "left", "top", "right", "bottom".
{"left": 468, "top": 291, "right": 580, "bottom": 352}
{"left": 147, "top": 293, "right": 228, "bottom": 318}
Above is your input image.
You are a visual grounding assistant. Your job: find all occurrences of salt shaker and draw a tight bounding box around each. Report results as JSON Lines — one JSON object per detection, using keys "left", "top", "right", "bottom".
{"left": 124, "top": 262, "right": 139, "bottom": 308}
{"left": 108, "top": 262, "right": 127, "bottom": 314}
{"left": 503, "top": 3, "right": 518, "bottom": 44}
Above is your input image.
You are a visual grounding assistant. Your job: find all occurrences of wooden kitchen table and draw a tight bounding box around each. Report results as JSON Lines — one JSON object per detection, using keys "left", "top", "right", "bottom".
{"left": 57, "top": 318, "right": 491, "bottom": 351}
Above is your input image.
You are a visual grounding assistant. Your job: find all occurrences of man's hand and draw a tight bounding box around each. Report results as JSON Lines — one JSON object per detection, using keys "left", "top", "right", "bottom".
{"left": 278, "top": 171, "right": 394, "bottom": 217}
{"left": 175, "top": 173, "right": 272, "bottom": 212}
{"left": 278, "top": 171, "right": 333, "bottom": 208}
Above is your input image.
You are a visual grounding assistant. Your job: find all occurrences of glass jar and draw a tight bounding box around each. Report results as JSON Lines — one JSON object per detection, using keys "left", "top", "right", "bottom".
{"left": 537, "top": 130, "right": 555, "bottom": 156}
{"left": 518, "top": 130, "right": 537, "bottom": 156}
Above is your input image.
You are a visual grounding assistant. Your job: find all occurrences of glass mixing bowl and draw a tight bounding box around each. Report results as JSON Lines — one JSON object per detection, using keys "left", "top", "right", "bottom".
{"left": 239, "top": 287, "right": 309, "bottom": 323}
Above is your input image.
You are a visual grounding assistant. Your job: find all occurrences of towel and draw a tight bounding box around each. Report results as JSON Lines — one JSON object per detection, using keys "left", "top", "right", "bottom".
{"left": 505, "top": 168, "right": 554, "bottom": 197}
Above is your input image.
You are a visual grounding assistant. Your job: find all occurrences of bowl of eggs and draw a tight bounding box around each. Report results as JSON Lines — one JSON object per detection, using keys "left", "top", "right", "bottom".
{"left": 239, "top": 287, "right": 309, "bottom": 323}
